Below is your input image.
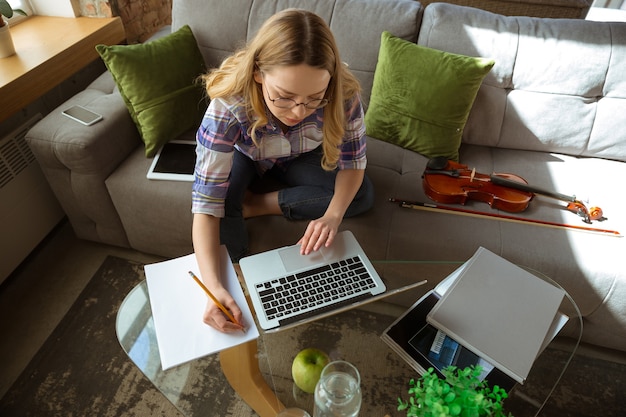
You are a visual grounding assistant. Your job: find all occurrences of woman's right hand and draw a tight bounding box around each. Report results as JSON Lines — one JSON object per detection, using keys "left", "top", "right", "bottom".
{"left": 192, "top": 213, "right": 245, "bottom": 333}
{"left": 202, "top": 285, "right": 245, "bottom": 333}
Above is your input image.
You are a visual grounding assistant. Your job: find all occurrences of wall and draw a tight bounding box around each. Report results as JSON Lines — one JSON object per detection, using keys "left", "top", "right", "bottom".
{"left": 29, "top": 0, "right": 77, "bottom": 17}
{"left": 79, "top": 0, "right": 172, "bottom": 43}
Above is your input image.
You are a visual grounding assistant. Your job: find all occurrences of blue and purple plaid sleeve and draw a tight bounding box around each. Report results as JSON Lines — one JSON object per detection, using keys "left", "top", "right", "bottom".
{"left": 191, "top": 98, "right": 241, "bottom": 217}
{"left": 338, "top": 94, "right": 367, "bottom": 171}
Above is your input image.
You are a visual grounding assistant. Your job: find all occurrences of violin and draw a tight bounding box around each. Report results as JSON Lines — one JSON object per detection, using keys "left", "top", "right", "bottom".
{"left": 422, "top": 157, "right": 603, "bottom": 223}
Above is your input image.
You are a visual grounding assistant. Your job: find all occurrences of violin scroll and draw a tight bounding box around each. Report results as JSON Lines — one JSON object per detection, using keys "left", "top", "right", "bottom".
{"left": 566, "top": 202, "right": 604, "bottom": 224}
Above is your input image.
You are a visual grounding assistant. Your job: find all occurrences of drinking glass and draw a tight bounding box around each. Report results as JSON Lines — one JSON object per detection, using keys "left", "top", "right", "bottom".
{"left": 313, "top": 361, "right": 362, "bottom": 417}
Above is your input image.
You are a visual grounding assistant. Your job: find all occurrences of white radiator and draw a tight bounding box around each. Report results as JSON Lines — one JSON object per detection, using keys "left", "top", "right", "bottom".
{"left": 0, "top": 114, "right": 64, "bottom": 283}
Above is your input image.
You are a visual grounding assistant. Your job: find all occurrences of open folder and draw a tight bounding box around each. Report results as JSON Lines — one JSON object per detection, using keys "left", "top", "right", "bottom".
{"left": 144, "top": 248, "right": 259, "bottom": 370}
{"left": 426, "top": 247, "right": 566, "bottom": 384}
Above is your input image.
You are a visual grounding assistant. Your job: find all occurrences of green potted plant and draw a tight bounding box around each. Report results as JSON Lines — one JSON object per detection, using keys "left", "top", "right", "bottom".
{"left": 398, "top": 365, "right": 513, "bottom": 417}
{"left": 0, "top": 0, "right": 26, "bottom": 57}
{"left": 0, "top": 0, "right": 26, "bottom": 26}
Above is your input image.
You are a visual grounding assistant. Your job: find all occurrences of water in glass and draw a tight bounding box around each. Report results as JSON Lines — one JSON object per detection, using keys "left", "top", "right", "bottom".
{"left": 313, "top": 361, "right": 361, "bottom": 417}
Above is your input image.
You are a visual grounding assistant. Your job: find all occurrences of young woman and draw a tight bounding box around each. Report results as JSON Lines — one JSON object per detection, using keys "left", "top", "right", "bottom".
{"left": 192, "top": 9, "right": 374, "bottom": 332}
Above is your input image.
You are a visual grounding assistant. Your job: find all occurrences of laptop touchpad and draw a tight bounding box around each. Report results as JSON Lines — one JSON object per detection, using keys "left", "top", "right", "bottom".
{"left": 279, "top": 245, "right": 327, "bottom": 272}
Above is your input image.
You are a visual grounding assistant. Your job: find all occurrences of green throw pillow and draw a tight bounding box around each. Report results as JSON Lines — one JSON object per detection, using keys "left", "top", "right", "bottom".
{"left": 365, "top": 31, "right": 495, "bottom": 161}
{"left": 96, "top": 25, "right": 207, "bottom": 157}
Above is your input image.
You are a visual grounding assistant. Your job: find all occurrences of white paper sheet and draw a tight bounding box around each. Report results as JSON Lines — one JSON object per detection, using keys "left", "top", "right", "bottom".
{"left": 145, "top": 248, "right": 259, "bottom": 370}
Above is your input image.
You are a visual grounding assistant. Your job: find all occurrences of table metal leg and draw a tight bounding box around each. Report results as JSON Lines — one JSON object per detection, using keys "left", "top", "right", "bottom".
{"left": 219, "top": 337, "right": 284, "bottom": 417}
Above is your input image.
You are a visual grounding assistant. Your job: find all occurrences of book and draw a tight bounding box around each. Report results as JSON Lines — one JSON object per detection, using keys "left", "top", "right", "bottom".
{"left": 144, "top": 247, "right": 259, "bottom": 370}
{"left": 426, "top": 247, "right": 566, "bottom": 384}
{"left": 381, "top": 252, "right": 568, "bottom": 390}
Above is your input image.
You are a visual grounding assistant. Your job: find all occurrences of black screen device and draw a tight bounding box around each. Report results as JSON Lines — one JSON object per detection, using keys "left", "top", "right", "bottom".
{"left": 61, "top": 105, "right": 103, "bottom": 126}
{"left": 146, "top": 140, "right": 196, "bottom": 181}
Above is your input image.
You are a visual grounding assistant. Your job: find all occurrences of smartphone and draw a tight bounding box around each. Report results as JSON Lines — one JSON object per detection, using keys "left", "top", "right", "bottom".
{"left": 62, "top": 105, "right": 103, "bottom": 126}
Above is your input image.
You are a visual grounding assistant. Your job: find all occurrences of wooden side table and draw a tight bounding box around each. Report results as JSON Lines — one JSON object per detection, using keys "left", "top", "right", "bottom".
{"left": 0, "top": 16, "right": 125, "bottom": 122}
{"left": 219, "top": 339, "right": 285, "bottom": 416}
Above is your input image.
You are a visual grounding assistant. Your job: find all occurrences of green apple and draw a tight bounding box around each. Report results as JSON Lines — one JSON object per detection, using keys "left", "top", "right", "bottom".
{"left": 291, "top": 348, "right": 330, "bottom": 394}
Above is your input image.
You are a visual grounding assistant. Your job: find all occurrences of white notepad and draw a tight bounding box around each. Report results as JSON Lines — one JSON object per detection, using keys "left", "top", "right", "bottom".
{"left": 145, "top": 248, "right": 259, "bottom": 370}
{"left": 426, "top": 247, "right": 565, "bottom": 384}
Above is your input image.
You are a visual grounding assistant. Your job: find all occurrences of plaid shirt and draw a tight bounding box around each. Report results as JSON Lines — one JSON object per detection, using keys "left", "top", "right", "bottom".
{"left": 192, "top": 95, "right": 367, "bottom": 217}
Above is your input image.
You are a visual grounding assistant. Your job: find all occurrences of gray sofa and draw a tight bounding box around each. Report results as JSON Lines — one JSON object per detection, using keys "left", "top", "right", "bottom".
{"left": 26, "top": 0, "right": 626, "bottom": 356}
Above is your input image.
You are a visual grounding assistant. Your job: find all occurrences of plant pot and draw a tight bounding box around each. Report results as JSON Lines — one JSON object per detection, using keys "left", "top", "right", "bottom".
{"left": 0, "top": 20, "right": 17, "bottom": 58}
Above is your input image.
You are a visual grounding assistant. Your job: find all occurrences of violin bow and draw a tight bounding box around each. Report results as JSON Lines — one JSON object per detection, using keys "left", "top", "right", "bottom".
{"left": 389, "top": 198, "right": 622, "bottom": 237}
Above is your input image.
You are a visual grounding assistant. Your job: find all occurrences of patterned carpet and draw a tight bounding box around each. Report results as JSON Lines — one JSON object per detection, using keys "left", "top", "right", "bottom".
{"left": 0, "top": 256, "right": 624, "bottom": 417}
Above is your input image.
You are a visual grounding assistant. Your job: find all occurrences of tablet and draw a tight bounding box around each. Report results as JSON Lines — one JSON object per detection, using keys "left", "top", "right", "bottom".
{"left": 147, "top": 140, "right": 196, "bottom": 181}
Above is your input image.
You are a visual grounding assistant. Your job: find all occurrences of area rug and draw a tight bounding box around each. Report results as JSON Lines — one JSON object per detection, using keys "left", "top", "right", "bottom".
{"left": 0, "top": 256, "right": 625, "bottom": 417}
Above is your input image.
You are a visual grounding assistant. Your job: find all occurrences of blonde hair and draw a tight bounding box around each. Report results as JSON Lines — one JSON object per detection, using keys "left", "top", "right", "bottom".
{"left": 201, "top": 9, "right": 361, "bottom": 171}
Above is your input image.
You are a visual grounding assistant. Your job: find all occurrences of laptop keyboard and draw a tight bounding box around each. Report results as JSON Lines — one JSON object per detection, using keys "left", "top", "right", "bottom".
{"left": 254, "top": 256, "right": 377, "bottom": 323}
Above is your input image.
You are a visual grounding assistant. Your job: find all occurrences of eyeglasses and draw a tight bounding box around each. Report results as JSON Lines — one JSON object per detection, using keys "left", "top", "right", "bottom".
{"left": 263, "top": 85, "right": 330, "bottom": 110}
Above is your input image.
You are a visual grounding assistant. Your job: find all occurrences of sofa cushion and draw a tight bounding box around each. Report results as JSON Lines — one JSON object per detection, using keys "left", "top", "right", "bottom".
{"left": 418, "top": 3, "right": 626, "bottom": 162}
{"left": 96, "top": 25, "right": 207, "bottom": 157}
{"left": 171, "top": 0, "right": 424, "bottom": 107}
{"left": 365, "top": 31, "right": 494, "bottom": 161}
{"left": 106, "top": 140, "right": 195, "bottom": 258}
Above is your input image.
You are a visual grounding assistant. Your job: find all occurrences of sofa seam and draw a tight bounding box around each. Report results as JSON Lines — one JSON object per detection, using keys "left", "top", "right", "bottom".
{"left": 245, "top": 2, "right": 253, "bottom": 43}
{"left": 585, "top": 277, "right": 617, "bottom": 318}
{"left": 328, "top": 0, "right": 337, "bottom": 27}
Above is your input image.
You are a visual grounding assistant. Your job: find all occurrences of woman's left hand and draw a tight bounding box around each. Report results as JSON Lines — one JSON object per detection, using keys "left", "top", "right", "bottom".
{"left": 298, "top": 215, "right": 342, "bottom": 255}
{"left": 297, "top": 168, "right": 366, "bottom": 255}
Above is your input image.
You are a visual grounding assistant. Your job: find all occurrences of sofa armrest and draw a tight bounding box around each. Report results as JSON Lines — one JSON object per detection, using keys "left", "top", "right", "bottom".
{"left": 25, "top": 71, "right": 141, "bottom": 247}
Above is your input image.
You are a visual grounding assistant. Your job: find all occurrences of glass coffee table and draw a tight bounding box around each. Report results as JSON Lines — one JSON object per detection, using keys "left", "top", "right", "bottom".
{"left": 116, "top": 261, "right": 581, "bottom": 417}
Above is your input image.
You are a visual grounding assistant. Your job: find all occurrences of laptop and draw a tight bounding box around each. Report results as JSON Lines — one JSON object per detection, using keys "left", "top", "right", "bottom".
{"left": 240, "top": 230, "right": 426, "bottom": 332}
{"left": 147, "top": 139, "right": 196, "bottom": 181}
